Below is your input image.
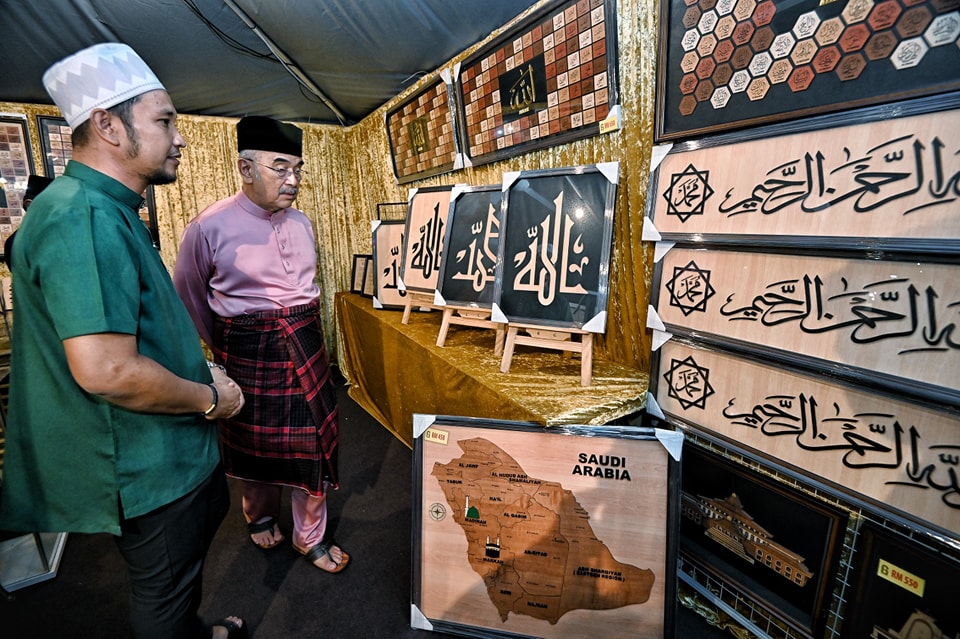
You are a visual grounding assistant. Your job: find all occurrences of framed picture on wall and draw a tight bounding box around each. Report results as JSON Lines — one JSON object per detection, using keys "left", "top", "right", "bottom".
{"left": 399, "top": 185, "right": 455, "bottom": 295}
{"left": 386, "top": 74, "right": 461, "bottom": 184}
{"left": 492, "top": 163, "right": 618, "bottom": 331}
{"left": 351, "top": 254, "right": 371, "bottom": 295}
{"left": 372, "top": 219, "right": 407, "bottom": 310}
{"left": 0, "top": 115, "right": 36, "bottom": 259}
{"left": 841, "top": 522, "right": 960, "bottom": 639}
{"left": 36, "top": 115, "right": 72, "bottom": 178}
{"left": 455, "top": 0, "right": 619, "bottom": 166}
{"left": 679, "top": 444, "right": 846, "bottom": 639}
{"left": 412, "top": 414, "right": 682, "bottom": 638}
{"left": 435, "top": 184, "right": 502, "bottom": 308}
{"left": 654, "top": 0, "right": 960, "bottom": 142}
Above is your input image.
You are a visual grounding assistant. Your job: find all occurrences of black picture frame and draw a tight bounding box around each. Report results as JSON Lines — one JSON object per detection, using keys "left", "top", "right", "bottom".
{"left": 35, "top": 115, "right": 72, "bottom": 178}
{"left": 842, "top": 522, "right": 960, "bottom": 639}
{"left": 455, "top": 0, "right": 620, "bottom": 166}
{"left": 0, "top": 115, "right": 36, "bottom": 261}
{"left": 376, "top": 202, "right": 408, "bottom": 221}
{"left": 140, "top": 186, "right": 160, "bottom": 251}
{"left": 412, "top": 414, "right": 682, "bottom": 638}
{"left": 372, "top": 219, "right": 407, "bottom": 310}
{"left": 492, "top": 163, "right": 618, "bottom": 331}
{"left": 655, "top": 0, "right": 960, "bottom": 142}
{"left": 386, "top": 75, "right": 462, "bottom": 184}
{"left": 351, "top": 254, "right": 371, "bottom": 295}
{"left": 679, "top": 444, "right": 845, "bottom": 638}
{"left": 435, "top": 184, "right": 502, "bottom": 308}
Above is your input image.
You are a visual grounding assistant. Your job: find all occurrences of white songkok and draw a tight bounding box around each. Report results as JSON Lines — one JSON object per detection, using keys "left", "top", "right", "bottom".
{"left": 42, "top": 42, "right": 166, "bottom": 128}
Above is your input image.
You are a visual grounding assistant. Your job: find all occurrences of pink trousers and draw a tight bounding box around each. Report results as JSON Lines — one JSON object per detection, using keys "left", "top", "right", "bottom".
{"left": 240, "top": 479, "right": 327, "bottom": 551}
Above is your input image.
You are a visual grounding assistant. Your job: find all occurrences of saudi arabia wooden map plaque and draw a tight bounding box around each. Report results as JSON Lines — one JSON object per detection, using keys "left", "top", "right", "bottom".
{"left": 412, "top": 415, "right": 681, "bottom": 638}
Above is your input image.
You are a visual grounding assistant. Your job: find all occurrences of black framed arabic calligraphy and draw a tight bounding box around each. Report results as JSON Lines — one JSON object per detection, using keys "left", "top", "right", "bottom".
{"left": 655, "top": 0, "right": 960, "bottom": 142}
{"left": 455, "top": 0, "right": 619, "bottom": 166}
{"left": 645, "top": 95, "right": 960, "bottom": 253}
{"left": 651, "top": 245, "right": 960, "bottom": 405}
{"left": 842, "top": 522, "right": 960, "bottom": 639}
{"left": 386, "top": 75, "right": 461, "bottom": 184}
{"left": 399, "top": 185, "right": 455, "bottom": 296}
{"left": 435, "top": 184, "right": 502, "bottom": 308}
{"left": 372, "top": 220, "right": 407, "bottom": 310}
{"left": 680, "top": 444, "right": 845, "bottom": 639}
{"left": 492, "top": 163, "right": 618, "bottom": 331}
{"left": 411, "top": 414, "right": 681, "bottom": 638}
{"left": 651, "top": 338, "right": 960, "bottom": 539}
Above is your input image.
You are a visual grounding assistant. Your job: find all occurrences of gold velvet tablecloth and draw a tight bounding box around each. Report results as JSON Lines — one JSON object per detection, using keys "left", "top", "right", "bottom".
{"left": 335, "top": 292, "right": 648, "bottom": 448}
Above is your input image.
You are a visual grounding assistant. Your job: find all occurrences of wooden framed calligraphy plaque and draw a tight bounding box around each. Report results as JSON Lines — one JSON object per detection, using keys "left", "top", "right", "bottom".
{"left": 435, "top": 184, "right": 502, "bottom": 308}
{"left": 842, "top": 522, "right": 960, "bottom": 638}
{"left": 655, "top": 0, "right": 960, "bottom": 142}
{"left": 679, "top": 444, "right": 845, "bottom": 639}
{"left": 492, "top": 163, "right": 618, "bottom": 331}
{"left": 412, "top": 414, "right": 681, "bottom": 638}
{"left": 399, "top": 185, "right": 455, "bottom": 295}
{"left": 651, "top": 338, "right": 960, "bottom": 539}
{"left": 386, "top": 75, "right": 461, "bottom": 184}
{"left": 36, "top": 115, "right": 72, "bottom": 178}
{"left": 651, "top": 245, "right": 960, "bottom": 405}
{"left": 372, "top": 220, "right": 407, "bottom": 310}
{"left": 455, "top": 0, "right": 619, "bottom": 166}
{"left": 646, "top": 95, "right": 960, "bottom": 253}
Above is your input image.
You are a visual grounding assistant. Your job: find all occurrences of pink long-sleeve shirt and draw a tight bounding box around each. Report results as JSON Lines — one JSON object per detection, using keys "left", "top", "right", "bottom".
{"left": 173, "top": 191, "right": 320, "bottom": 346}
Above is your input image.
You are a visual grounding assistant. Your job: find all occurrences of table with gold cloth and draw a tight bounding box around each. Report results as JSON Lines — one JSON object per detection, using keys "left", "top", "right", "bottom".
{"left": 335, "top": 292, "right": 648, "bottom": 448}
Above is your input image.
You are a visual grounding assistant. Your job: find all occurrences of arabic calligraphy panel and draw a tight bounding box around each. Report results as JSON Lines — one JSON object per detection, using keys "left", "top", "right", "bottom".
{"left": 400, "top": 186, "right": 455, "bottom": 295}
{"left": 455, "top": 0, "right": 619, "bottom": 166}
{"left": 653, "top": 339, "right": 960, "bottom": 538}
{"left": 655, "top": 0, "right": 960, "bottom": 141}
{"left": 386, "top": 77, "right": 461, "bottom": 184}
{"left": 647, "top": 98, "right": 960, "bottom": 252}
{"left": 372, "top": 220, "right": 407, "bottom": 310}
{"left": 436, "top": 184, "right": 503, "bottom": 308}
{"left": 652, "top": 245, "right": 960, "bottom": 404}
{"left": 493, "top": 164, "right": 618, "bottom": 330}
{"left": 412, "top": 414, "right": 680, "bottom": 638}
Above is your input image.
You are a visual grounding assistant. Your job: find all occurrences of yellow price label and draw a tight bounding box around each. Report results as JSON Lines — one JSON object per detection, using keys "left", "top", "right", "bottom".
{"left": 423, "top": 427, "right": 449, "bottom": 445}
{"left": 877, "top": 558, "right": 925, "bottom": 597}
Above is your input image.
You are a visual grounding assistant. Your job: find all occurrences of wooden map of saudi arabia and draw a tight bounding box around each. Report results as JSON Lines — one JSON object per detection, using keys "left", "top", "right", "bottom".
{"left": 431, "top": 437, "right": 656, "bottom": 625}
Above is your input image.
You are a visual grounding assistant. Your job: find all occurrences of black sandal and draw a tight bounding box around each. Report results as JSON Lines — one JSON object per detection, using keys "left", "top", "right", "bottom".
{"left": 210, "top": 617, "right": 248, "bottom": 639}
{"left": 247, "top": 516, "right": 284, "bottom": 549}
{"left": 301, "top": 539, "right": 351, "bottom": 574}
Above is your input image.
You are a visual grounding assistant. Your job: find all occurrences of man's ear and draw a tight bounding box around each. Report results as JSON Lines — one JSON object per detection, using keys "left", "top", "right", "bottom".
{"left": 238, "top": 158, "right": 255, "bottom": 183}
{"left": 87, "top": 108, "right": 122, "bottom": 146}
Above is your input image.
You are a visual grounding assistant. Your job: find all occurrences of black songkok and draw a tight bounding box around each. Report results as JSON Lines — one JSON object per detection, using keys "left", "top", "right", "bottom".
{"left": 236, "top": 115, "right": 303, "bottom": 156}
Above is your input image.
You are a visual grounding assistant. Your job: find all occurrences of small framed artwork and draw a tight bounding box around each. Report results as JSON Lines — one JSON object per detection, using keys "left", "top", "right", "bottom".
{"left": 645, "top": 93, "right": 960, "bottom": 253}
{"left": 376, "top": 201, "right": 408, "bottom": 221}
{"left": 0, "top": 115, "right": 36, "bottom": 258}
{"left": 842, "top": 522, "right": 960, "bottom": 639}
{"left": 679, "top": 444, "right": 845, "bottom": 638}
{"left": 412, "top": 414, "right": 682, "bottom": 638}
{"left": 650, "top": 245, "right": 960, "bottom": 406}
{"left": 386, "top": 74, "right": 461, "bottom": 184}
{"left": 455, "top": 0, "right": 619, "bottom": 166}
{"left": 372, "top": 220, "right": 407, "bottom": 310}
{"left": 350, "top": 254, "right": 372, "bottom": 295}
{"left": 655, "top": 0, "right": 960, "bottom": 142}
{"left": 492, "top": 163, "right": 618, "bottom": 331}
{"left": 435, "top": 184, "right": 502, "bottom": 308}
{"left": 400, "top": 185, "right": 455, "bottom": 295}
{"left": 36, "top": 115, "right": 72, "bottom": 178}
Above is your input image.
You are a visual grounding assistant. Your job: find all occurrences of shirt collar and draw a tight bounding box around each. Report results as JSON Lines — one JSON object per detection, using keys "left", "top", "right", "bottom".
{"left": 64, "top": 161, "right": 146, "bottom": 211}
{"left": 236, "top": 191, "right": 288, "bottom": 220}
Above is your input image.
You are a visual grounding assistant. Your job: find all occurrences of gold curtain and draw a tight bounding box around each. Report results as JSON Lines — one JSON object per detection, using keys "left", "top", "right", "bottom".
{"left": 1, "top": 0, "right": 658, "bottom": 373}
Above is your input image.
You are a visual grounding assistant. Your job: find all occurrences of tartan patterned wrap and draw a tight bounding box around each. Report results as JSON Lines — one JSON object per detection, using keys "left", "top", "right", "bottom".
{"left": 212, "top": 301, "right": 339, "bottom": 495}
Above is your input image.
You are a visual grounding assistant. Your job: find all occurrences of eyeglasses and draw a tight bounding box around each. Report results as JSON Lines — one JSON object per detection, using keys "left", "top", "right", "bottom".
{"left": 250, "top": 161, "right": 307, "bottom": 181}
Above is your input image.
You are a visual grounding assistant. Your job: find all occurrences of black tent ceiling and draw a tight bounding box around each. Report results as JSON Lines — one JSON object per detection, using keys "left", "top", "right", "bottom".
{"left": 1, "top": 0, "right": 539, "bottom": 125}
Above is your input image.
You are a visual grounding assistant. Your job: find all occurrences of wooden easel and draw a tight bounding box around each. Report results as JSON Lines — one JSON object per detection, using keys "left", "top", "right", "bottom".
{"left": 435, "top": 307, "right": 506, "bottom": 356}
{"left": 499, "top": 323, "right": 594, "bottom": 386}
{"left": 401, "top": 291, "right": 439, "bottom": 324}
